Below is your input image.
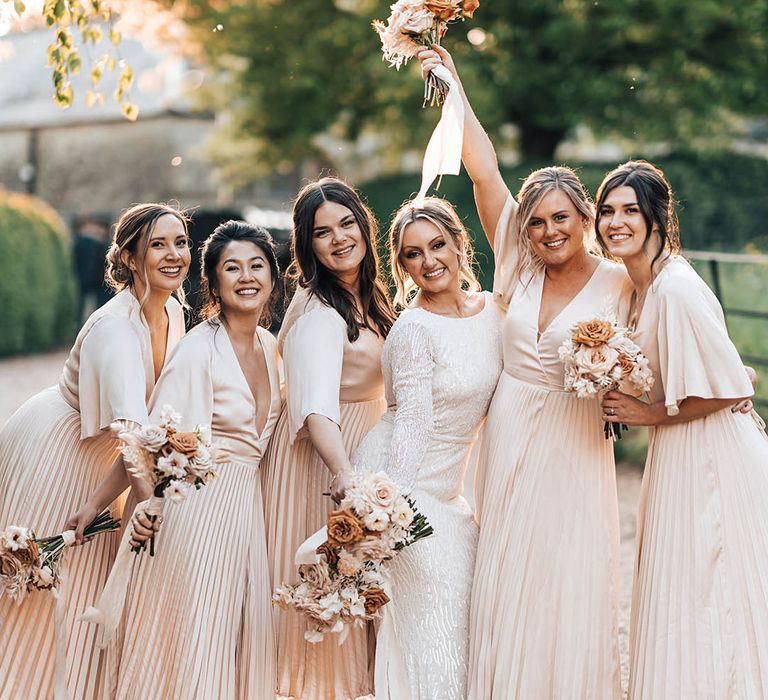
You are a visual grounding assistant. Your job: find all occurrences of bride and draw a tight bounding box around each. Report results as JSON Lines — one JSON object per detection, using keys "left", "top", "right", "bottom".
{"left": 350, "top": 196, "right": 502, "bottom": 699}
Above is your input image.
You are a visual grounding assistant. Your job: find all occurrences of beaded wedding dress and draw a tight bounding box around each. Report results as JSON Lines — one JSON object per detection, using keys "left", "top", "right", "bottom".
{"left": 351, "top": 291, "right": 503, "bottom": 700}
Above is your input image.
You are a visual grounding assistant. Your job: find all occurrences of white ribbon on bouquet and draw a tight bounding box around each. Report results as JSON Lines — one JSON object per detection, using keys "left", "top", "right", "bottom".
{"left": 414, "top": 63, "right": 465, "bottom": 204}
{"left": 80, "top": 495, "right": 164, "bottom": 647}
{"left": 52, "top": 529, "right": 76, "bottom": 700}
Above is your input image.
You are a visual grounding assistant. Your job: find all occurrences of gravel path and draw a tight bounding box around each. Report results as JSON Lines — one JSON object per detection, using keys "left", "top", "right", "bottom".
{"left": 0, "top": 349, "right": 643, "bottom": 695}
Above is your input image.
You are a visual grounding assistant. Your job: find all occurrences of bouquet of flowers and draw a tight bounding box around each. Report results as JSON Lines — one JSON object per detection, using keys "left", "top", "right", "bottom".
{"left": 373, "top": 0, "right": 479, "bottom": 106}
{"left": 559, "top": 317, "right": 654, "bottom": 440}
{"left": 114, "top": 404, "right": 218, "bottom": 555}
{"left": 273, "top": 471, "right": 433, "bottom": 643}
{"left": 0, "top": 511, "right": 119, "bottom": 604}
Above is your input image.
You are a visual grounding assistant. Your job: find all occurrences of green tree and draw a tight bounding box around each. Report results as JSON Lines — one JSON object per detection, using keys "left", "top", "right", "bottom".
{"left": 168, "top": 0, "right": 767, "bottom": 172}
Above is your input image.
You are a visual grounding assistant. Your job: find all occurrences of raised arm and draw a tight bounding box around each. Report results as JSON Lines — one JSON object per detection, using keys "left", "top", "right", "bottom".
{"left": 418, "top": 44, "right": 511, "bottom": 246}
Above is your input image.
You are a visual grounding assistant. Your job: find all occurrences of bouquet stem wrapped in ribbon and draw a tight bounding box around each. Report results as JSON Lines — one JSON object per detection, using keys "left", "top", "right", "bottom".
{"left": 274, "top": 471, "right": 433, "bottom": 645}
{"left": 559, "top": 317, "right": 655, "bottom": 440}
{"left": 0, "top": 511, "right": 119, "bottom": 604}
{"left": 373, "top": 0, "right": 479, "bottom": 202}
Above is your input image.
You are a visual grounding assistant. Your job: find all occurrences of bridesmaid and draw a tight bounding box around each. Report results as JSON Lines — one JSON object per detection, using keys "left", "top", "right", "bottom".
{"left": 419, "top": 46, "right": 632, "bottom": 698}
{"left": 596, "top": 160, "right": 768, "bottom": 699}
{"left": 261, "top": 177, "right": 396, "bottom": 700}
{"left": 351, "top": 197, "right": 503, "bottom": 700}
{"left": 0, "top": 203, "right": 189, "bottom": 699}
{"left": 106, "top": 221, "right": 282, "bottom": 699}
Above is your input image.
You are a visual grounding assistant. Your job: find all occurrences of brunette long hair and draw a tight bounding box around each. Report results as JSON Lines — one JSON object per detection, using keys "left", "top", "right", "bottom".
{"left": 287, "top": 177, "right": 396, "bottom": 341}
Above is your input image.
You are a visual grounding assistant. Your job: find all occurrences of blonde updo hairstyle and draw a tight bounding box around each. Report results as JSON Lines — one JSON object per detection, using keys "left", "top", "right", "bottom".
{"left": 513, "top": 166, "right": 597, "bottom": 281}
{"left": 388, "top": 196, "right": 481, "bottom": 308}
{"left": 105, "top": 202, "right": 191, "bottom": 304}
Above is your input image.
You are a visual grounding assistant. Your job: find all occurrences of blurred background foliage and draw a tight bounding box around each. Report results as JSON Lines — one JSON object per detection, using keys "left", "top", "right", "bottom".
{"left": 156, "top": 0, "right": 768, "bottom": 175}
{"left": 0, "top": 189, "right": 77, "bottom": 356}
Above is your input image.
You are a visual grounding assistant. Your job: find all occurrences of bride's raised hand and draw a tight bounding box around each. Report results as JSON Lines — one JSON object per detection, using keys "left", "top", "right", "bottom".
{"left": 417, "top": 44, "right": 460, "bottom": 84}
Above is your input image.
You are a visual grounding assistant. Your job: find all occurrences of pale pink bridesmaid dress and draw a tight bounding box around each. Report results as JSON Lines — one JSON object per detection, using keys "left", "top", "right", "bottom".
{"left": 0, "top": 289, "right": 184, "bottom": 699}
{"left": 261, "top": 286, "right": 384, "bottom": 700}
{"left": 628, "top": 256, "right": 768, "bottom": 699}
{"left": 468, "top": 194, "right": 632, "bottom": 699}
{"left": 104, "top": 321, "right": 281, "bottom": 699}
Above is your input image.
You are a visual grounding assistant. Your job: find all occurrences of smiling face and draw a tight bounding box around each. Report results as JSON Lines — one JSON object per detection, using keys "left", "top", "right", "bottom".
{"left": 526, "top": 189, "right": 590, "bottom": 268}
{"left": 126, "top": 214, "right": 191, "bottom": 295}
{"left": 597, "top": 185, "right": 659, "bottom": 263}
{"left": 214, "top": 240, "right": 273, "bottom": 318}
{"left": 399, "top": 218, "right": 460, "bottom": 295}
{"left": 310, "top": 201, "right": 367, "bottom": 279}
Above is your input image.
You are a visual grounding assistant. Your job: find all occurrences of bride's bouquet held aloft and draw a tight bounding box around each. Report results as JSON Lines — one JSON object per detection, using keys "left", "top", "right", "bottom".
{"left": 114, "top": 404, "right": 218, "bottom": 555}
{"left": 373, "top": 0, "right": 479, "bottom": 106}
{"left": 273, "top": 471, "right": 433, "bottom": 644}
{"left": 0, "top": 511, "right": 119, "bottom": 604}
{"left": 559, "top": 317, "right": 654, "bottom": 440}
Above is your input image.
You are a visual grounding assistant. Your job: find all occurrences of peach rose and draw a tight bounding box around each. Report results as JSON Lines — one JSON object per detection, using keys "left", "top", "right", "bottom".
{"left": 327, "top": 510, "right": 364, "bottom": 547}
{"left": 572, "top": 319, "right": 615, "bottom": 347}
{"left": 0, "top": 552, "right": 24, "bottom": 578}
{"left": 616, "top": 352, "right": 635, "bottom": 379}
{"left": 167, "top": 431, "right": 198, "bottom": 458}
{"left": 298, "top": 563, "right": 332, "bottom": 594}
{"left": 425, "top": 1, "right": 462, "bottom": 20}
{"left": 362, "top": 587, "right": 390, "bottom": 615}
{"left": 462, "top": 0, "right": 480, "bottom": 17}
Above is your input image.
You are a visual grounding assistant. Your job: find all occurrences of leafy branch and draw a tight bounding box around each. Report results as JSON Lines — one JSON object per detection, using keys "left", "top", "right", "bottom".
{"left": 3, "top": 0, "right": 138, "bottom": 120}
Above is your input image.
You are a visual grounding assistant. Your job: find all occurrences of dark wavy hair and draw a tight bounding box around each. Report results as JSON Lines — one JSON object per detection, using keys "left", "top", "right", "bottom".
{"left": 105, "top": 202, "right": 191, "bottom": 303}
{"left": 287, "top": 177, "right": 396, "bottom": 341}
{"left": 199, "top": 220, "right": 282, "bottom": 328}
{"left": 595, "top": 160, "right": 680, "bottom": 269}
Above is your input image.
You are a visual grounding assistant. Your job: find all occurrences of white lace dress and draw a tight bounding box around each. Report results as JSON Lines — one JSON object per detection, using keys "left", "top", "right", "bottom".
{"left": 351, "top": 292, "right": 503, "bottom": 700}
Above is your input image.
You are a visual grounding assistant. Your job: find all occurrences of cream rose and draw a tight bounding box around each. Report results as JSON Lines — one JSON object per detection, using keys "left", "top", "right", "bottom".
{"left": 134, "top": 425, "right": 167, "bottom": 452}
{"left": 574, "top": 344, "right": 619, "bottom": 378}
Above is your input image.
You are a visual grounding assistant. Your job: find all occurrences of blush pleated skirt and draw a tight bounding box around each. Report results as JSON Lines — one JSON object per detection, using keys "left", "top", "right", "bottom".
{"left": 104, "top": 458, "right": 276, "bottom": 699}
{"left": 628, "top": 409, "right": 768, "bottom": 699}
{"left": 262, "top": 397, "right": 385, "bottom": 700}
{"left": 468, "top": 373, "right": 623, "bottom": 699}
{"left": 0, "top": 387, "right": 121, "bottom": 700}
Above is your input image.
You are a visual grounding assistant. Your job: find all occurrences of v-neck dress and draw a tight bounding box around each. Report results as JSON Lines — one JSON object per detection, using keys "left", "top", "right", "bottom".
{"left": 467, "top": 194, "right": 632, "bottom": 699}
{"left": 104, "top": 321, "right": 282, "bottom": 700}
{"left": 0, "top": 289, "right": 185, "bottom": 700}
{"left": 627, "top": 257, "right": 768, "bottom": 699}
{"left": 261, "top": 286, "right": 385, "bottom": 700}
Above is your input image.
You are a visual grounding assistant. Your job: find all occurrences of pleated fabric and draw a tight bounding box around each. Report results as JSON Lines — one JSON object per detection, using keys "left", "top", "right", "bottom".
{"left": 468, "top": 251, "right": 631, "bottom": 699}
{"left": 262, "top": 397, "right": 384, "bottom": 700}
{"left": 105, "top": 460, "right": 275, "bottom": 699}
{"left": 0, "top": 292, "right": 184, "bottom": 700}
{"left": 0, "top": 389, "right": 121, "bottom": 700}
{"left": 103, "top": 321, "right": 281, "bottom": 700}
{"left": 628, "top": 258, "right": 768, "bottom": 698}
{"left": 469, "top": 374, "right": 622, "bottom": 699}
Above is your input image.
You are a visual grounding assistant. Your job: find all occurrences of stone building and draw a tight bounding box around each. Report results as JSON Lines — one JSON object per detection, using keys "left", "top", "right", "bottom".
{"left": 0, "top": 26, "right": 224, "bottom": 219}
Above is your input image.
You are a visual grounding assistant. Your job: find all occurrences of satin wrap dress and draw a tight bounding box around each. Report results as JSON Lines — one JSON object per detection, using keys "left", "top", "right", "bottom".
{"left": 468, "top": 194, "right": 632, "bottom": 699}
{"left": 105, "top": 321, "right": 281, "bottom": 699}
{"left": 0, "top": 289, "right": 184, "bottom": 699}
{"left": 262, "top": 287, "right": 385, "bottom": 700}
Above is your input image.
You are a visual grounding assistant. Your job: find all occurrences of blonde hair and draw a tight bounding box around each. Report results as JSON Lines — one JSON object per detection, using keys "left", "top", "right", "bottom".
{"left": 105, "top": 202, "right": 191, "bottom": 305}
{"left": 513, "top": 166, "right": 597, "bottom": 281}
{"left": 388, "top": 196, "right": 481, "bottom": 308}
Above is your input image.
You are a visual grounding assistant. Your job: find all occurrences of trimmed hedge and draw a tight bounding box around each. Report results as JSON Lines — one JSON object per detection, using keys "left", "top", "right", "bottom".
{"left": 0, "top": 189, "right": 77, "bottom": 356}
{"left": 362, "top": 151, "right": 768, "bottom": 290}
